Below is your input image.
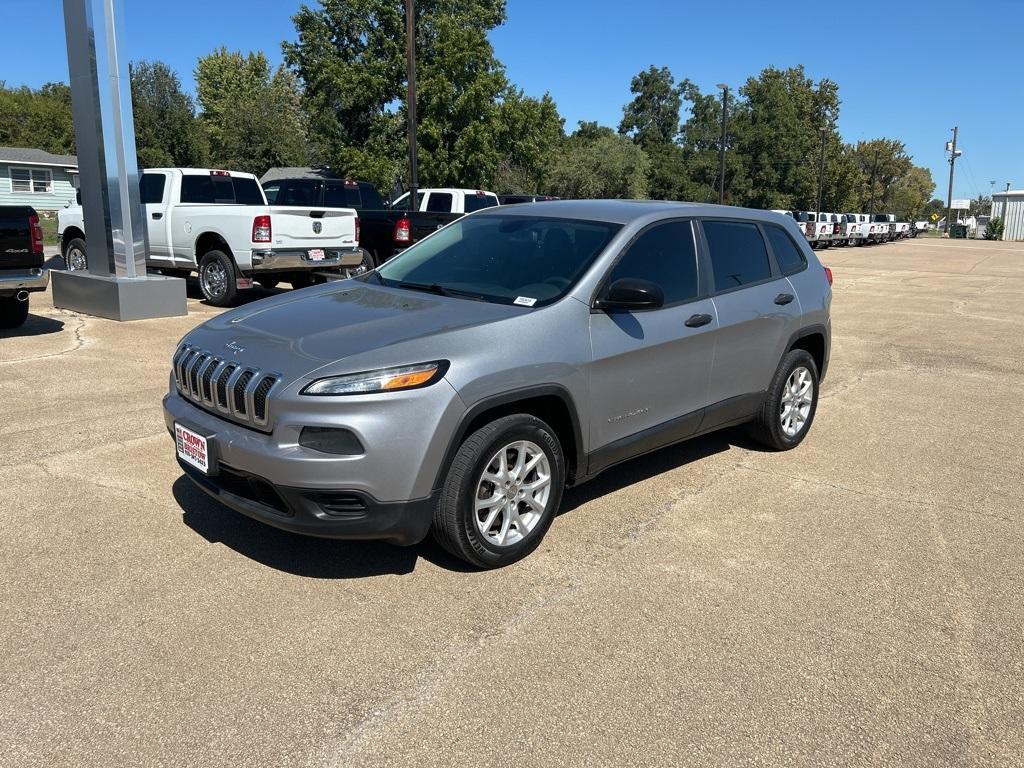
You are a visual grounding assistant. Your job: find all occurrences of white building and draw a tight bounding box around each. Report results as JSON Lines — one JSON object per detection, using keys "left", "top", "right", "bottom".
{"left": 991, "top": 190, "right": 1024, "bottom": 241}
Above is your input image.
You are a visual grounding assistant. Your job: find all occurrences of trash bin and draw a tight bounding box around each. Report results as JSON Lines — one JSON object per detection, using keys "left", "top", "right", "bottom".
{"left": 951, "top": 224, "right": 968, "bottom": 239}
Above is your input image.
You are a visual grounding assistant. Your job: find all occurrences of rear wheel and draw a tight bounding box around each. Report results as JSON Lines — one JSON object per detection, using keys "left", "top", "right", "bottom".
{"left": 0, "top": 295, "right": 29, "bottom": 329}
{"left": 63, "top": 238, "right": 88, "bottom": 271}
{"left": 749, "top": 349, "right": 819, "bottom": 451}
{"left": 432, "top": 414, "right": 565, "bottom": 569}
{"left": 343, "top": 249, "right": 376, "bottom": 279}
{"left": 198, "top": 250, "right": 239, "bottom": 307}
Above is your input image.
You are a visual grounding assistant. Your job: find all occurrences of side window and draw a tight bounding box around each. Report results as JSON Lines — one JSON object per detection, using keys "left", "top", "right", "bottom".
{"left": 763, "top": 224, "right": 807, "bottom": 274}
{"left": 262, "top": 183, "right": 280, "bottom": 204}
{"left": 425, "top": 192, "right": 453, "bottom": 212}
{"left": 232, "top": 177, "right": 265, "bottom": 205}
{"left": 606, "top": 221, "right": 698, "bottom": 306}
{"left": 702, "top": 220, "right": 772, "bottom": 292}
{"left": 179, "top": 175, "right": 215, "bottom": 204}
{"left": 139, "top": 173, "right": 165, "bottom": 204}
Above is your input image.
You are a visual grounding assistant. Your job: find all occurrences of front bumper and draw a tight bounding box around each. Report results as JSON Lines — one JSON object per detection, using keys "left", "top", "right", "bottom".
{"left": 178, "top": 458, "right": 435, "bottom": 545}
{"left": 249, "top": 247, "right": 363, "bottom": 272}
{"left": 0, "top": 267, "right": 48, "bottom": 296}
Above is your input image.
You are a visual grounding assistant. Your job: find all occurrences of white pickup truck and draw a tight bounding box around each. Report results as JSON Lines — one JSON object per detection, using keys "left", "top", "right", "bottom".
{"left": 389, "top": 187, "right": 500, "bottom": 214}
{"left": 58, "top": 168, "right": 361, "bottom": 306}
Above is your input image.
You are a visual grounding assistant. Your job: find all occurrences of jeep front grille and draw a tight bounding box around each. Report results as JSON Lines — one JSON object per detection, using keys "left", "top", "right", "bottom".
{"left": 173, "top": 344, "right": 280, "bottom": 428}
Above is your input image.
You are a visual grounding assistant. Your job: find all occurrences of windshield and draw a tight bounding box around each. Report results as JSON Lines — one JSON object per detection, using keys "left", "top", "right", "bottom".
{"left": 371, "top": 214, "right": 622, "bottom": 306}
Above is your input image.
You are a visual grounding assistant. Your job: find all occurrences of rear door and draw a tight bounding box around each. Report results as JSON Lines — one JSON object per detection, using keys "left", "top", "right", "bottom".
{"left": 700, "top": 219, "right": 802, "bottom": 422}
{"left": 588, "top": 219, "right": 717, "bottom": 468}
{"left": 140, "top": 171, "right": 171, "bottom": 264}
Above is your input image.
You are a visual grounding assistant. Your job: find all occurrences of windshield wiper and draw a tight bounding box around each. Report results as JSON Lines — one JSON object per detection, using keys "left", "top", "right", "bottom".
{"left": 398, "top": 281, "right": 451, "bottom": 296}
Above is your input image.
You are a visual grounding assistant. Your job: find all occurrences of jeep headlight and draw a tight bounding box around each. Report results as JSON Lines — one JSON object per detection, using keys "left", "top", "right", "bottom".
{"left": 300, "top": 361, "right": 448, "bottom": 396}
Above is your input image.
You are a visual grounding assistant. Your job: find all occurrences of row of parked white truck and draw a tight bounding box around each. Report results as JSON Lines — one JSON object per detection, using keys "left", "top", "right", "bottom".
{"left": 772, "top": 210, "right": 915, "bottom": 249}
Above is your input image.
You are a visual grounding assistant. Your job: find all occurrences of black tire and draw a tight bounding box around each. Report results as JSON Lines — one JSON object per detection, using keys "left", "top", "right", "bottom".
{"left": 63, "top": 237, "right": 88, "bottom": 271}
{"left": 257, "top": 278, "right": 280, "bottom": 290}
{"left": 344, "top": 249, "right": 376, "bottom": 279}
{"left": 198, "top": 250, "right": 239, "bottom": 307}
{"left": 432, "top": 414, "right": 566, "bottom": 569}
{"left": 0, "top": 296, "right": 30, "bottom": 329}
{"left": 290, "top": 273, "right": 315, "bottom": 289}
{"left": 748, "top": 349, "right": 820, "bottom": 451}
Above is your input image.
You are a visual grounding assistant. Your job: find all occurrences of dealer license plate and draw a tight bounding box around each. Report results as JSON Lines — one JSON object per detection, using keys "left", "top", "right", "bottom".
{"left": 175, "top": 423, "right": 210, "bottom": 474}
{"left": 308, "top": 248, "right": 326, "bottom": 261}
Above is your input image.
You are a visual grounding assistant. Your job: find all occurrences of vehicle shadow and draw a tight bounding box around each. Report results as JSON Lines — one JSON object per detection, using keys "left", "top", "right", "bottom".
{"left": 559, "top": 427, "right": 743, "bottom": 514}
{"left": 173, "top": 475, "right": 474, "bottom": 578}
{"left": 0, "top": 313, "right": 65, "bottom": 338}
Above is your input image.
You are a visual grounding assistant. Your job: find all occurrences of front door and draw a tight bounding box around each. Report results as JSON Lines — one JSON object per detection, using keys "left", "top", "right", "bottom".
{"left": 588, "top": 220, "right": 717, "bottom": 471}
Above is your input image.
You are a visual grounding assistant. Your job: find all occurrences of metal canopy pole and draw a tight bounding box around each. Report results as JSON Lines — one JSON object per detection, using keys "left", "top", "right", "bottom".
{"left": 54, "top": 0, "right": 185, "bottom": 320}
{"left": 405, "top": 0, "right": 419, "bottom": 206}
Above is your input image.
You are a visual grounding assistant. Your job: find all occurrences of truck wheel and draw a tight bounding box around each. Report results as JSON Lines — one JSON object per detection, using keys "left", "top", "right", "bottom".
{"left": 63, "top": 238, "right": 88, "bottom": 271}
{"left": 0, "top": 295, "right": 30, "bottom": 329}
{"left": 198, "top": 250, "right": 239, "bottom": 307}
{"left": 748, "top": 349, "right": 819, "bottom": 451}
{"left": 343, "top": 249, "right": 376, "bottom": 279}
{"left": 432, "top": 414, "right": 566, "bottom": 569}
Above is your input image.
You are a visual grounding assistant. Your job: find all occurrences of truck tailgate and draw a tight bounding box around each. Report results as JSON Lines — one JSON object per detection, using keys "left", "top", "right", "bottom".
{"left": 270, "top": 207, "right": 357, "bottom": 249}
{"left": 0, "top": 207, "right": 42, "bottom": 270}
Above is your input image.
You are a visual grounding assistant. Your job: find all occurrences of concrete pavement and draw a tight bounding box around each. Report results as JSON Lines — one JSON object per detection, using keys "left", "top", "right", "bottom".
{"left": 1, "top": 238, "right": 1022, "bottom": 767}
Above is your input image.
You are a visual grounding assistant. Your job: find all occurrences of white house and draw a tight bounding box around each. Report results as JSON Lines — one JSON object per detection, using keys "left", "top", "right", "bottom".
{"left": 0, "top": 146, "right": 79, "bottom": 212}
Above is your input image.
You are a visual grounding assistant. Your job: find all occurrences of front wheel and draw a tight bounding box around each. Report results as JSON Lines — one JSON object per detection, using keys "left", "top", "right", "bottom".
{"left": 63, "top": 238, "right": 88, "bottom": 271}
{"left": 748, "top": 349, "right": 819, "bottom": 451}
{"left": 432, "top": 414, "right": 565, "bottom": 568}
{"left": 198, "top": 250, "right": 239, "bottom": 307}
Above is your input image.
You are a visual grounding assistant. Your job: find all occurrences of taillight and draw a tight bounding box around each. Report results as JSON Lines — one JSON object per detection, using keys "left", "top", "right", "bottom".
{"left": 804, "top": 222, "right": 813, "bottom": 235}
{"left": 354, "top": 216, "right": 360, "bottom": 243}
{"left": 252, "top": 215, "right": 271, "bottom": 243}
{"left": 824, "top": 266, "right": 833, "bottom": 286}
{"left": 394, "top": 216, "right": 411, "bottom": 244}
{"left": 869, "top": 225, "right": 875, "bottom": 233}
{"left": 29, "top": 213, "right": 44, "bottom": 255}
{"left": 833, "top": 223, "right": 841, "bottom": 234}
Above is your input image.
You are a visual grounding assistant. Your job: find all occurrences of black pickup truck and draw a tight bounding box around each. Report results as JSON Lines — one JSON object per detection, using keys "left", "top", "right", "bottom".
{"left": 0, "top": 206, "right": 49, "bottom": 329}
{"left": 261, "top": 177, "right": 462, "bottom": 270}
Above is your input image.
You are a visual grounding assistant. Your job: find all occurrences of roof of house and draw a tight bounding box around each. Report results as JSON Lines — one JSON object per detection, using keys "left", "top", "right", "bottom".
{"left": 260, "top": 166, "right": 341, "bottom": 184}
{"left": 0, "top": 146, "right": 78, "bottom": 168}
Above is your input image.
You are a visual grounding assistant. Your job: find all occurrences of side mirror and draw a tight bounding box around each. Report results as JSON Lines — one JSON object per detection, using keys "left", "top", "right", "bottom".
{"left": 597, "top": 278, "right": 664, "bottom": 311}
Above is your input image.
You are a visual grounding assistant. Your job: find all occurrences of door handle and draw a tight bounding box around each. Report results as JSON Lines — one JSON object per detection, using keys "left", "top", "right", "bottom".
{"left": 685, "top": 313, "right": 713, "bottom": 328}
{"left": 151, "top": 212, "right": 163, "bottom": 220}
{"left": 774, "top": 293, "right": 794, "bottom": 305}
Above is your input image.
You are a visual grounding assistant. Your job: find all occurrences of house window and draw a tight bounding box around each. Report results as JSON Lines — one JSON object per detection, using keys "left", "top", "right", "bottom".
{"left": 10, "top": 167, "right": 53, "bottom": 194}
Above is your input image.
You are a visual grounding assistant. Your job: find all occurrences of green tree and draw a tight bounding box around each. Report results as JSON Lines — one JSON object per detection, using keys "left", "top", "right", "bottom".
{"left": 284, "top": 0, "right": 514, "bottom": 192}
{"left": 492, "top": 89, "right": 564, "bottom": 193}
{"left": 678, "top": 82, "right": 747, "bottom": 204}
{"left": 547, "top": 122, "right": 650, "bottom": 200}
{"left": 130, "top": 60, "right": 206, "bottom": 168}
{"left": 195, "top": 48, "right": 310, "bottom": 176}
{"left": 0, "top": 82, "right": 75, "bottom": 154}
{"left": 851, "top": 138, "right": 912, "bottom": 214}
{"left": 889, "top": 165, "right": 936, "bottom": 220}
{"left": 618, "top": 66, "right": 691, "bottom": 201}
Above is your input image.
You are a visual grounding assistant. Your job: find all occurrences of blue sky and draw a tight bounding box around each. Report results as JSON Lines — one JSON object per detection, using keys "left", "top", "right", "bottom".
{"left": 4, "top": 0, "right": 1021, "bottom": 200}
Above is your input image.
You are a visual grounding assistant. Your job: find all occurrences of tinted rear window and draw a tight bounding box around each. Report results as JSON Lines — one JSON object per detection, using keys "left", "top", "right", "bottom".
{"left": 139, "top": 173, "right": 165, "bottom": 204}
{"left": 763, "top": 224, "right": 807, "bottom": 274}
{"left": 180, "top": 174, "right": 263, "bottom": 205}
{"left": 180, "top": 175, "right": 215, "bottom": 204}
{"left": 465, "top": 194, "right": 498, "bottom": 212}
{"left": 324, "top": 181, "right": 361, "bottom": 208}
{"left": 702, "top": 220, "right": 773, "bottom": 292}
{"left": 426, "top": 192, "right": 453, "bottom": 212}
{"left": 233, "top": 177, "right": 265, "bottom": 205}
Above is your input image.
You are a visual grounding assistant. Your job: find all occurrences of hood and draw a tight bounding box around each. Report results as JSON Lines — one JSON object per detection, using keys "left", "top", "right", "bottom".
{"left": 182, "top": 282, "right": 522, "bottom": 381}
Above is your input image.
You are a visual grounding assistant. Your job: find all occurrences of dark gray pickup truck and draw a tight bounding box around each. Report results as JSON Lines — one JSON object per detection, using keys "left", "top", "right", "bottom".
{"left": 0, "top": 206, "right": 49, "bottom": 329}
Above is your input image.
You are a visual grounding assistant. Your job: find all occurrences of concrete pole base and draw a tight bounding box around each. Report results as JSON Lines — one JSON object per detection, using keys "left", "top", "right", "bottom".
{"left": 51, "top": 271, "right": 187, "bottom": 321}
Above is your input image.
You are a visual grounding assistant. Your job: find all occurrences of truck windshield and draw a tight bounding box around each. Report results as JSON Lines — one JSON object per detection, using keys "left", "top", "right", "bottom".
{"left": 371, "top": 214, "right": 621, "bottom": 307}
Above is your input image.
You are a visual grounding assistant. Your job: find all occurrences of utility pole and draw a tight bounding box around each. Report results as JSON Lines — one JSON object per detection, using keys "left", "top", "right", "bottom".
{"left": 716, "top": 84, "right": 728, "bottom": 205}
{"left": 815, "top": 127, "right": 827, "bottom": 214}
{"left": 944, "top": 126, "right": 959, "bottom": 234}
{"left": 867, "top": 147, "right": 880, "bottom": 216}
{"left": 405, "top": 0, "right": 418, "bottom": 206}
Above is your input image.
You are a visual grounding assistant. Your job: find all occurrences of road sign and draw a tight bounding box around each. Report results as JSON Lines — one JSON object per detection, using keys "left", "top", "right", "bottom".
{"left": 931, "top": 213, "right": 940, "bottom": 221}
{"left": 951, "top": 198, "right": 971, "bottom": 209}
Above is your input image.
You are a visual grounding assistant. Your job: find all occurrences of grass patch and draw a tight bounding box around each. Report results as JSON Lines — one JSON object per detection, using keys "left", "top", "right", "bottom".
{"left": 37, "top": 213, "right": 60, "bottom": 246}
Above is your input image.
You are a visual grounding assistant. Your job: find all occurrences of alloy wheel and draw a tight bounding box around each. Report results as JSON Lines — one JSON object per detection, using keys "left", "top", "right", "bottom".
{"left": 474, "top": 440, "right": 551, "bottom": 547}
{"left": 780, "top": 366, "right": 813, "bottom": 437}
{"left": 66, "top": 246, "right": 86, "bottom": 271}
{"left": 201, "top": 261, "right": 227, "bottom": 300}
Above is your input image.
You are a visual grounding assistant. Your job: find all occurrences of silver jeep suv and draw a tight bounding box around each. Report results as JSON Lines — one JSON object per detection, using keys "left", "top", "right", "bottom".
{"left": 164, "top": 200, "right": 832, "bottom": 568}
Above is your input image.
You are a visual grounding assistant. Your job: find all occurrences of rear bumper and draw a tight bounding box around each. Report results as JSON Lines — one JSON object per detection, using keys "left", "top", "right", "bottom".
{"left": 249, "top": 247, "right": 363, "bottom": 272}
{"left": 0, "top": 267, "right": 48, "bottom": 296}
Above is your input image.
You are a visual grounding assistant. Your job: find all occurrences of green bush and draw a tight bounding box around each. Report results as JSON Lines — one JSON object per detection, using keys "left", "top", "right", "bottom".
{"left": 984, "top": 217, "right": 1004, "bottom": 240}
